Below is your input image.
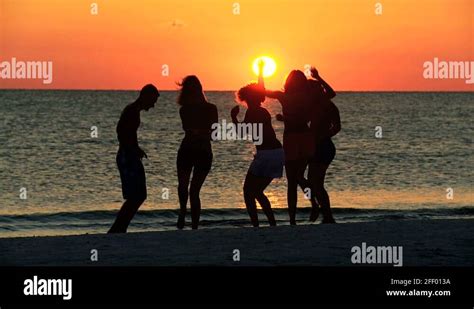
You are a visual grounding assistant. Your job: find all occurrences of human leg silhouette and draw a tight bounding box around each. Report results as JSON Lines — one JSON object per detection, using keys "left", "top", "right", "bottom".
{"left": 108, "top": 199, "right": 145, "bottom": 233}
{"left": 177, "top": 162, "right": 192, "bottom": 229}
{"left": 309, "top": 162, "right": 335, "bottom": 223}
{"left": 243, "top": 171, "right": 275, "bottom": 227}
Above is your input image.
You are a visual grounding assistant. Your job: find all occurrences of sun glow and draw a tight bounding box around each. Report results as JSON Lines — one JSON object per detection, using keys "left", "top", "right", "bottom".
{"left": 252, "top": 56, "right": 277, "bottom": 78}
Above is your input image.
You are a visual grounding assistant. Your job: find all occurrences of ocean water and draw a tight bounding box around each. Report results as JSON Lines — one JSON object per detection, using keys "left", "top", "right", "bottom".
{"left": 0, "top": 90, "right": 473, "bottom": 237}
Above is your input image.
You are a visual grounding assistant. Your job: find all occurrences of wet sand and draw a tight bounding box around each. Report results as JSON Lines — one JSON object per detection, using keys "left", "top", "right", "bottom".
{"left": 0, "top": 219, "right": 473, "bottom": 266}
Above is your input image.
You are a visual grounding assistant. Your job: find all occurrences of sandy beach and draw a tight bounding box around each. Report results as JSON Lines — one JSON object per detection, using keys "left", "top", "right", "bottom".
{"left": 1, "top": 219, "right": 473, "bottom": 266}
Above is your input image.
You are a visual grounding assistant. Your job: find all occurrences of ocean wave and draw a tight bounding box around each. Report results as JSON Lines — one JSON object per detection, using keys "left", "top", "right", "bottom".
{"left": 0, "top": 206, "right": 473, "bottom": 227}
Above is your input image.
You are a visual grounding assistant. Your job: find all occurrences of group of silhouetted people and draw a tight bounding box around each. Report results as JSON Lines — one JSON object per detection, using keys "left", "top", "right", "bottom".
{"left": 108, "top": 62, "right": 340, "bottom": 233}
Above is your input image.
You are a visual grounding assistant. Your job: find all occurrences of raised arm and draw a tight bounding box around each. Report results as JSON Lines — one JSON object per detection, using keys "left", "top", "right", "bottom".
{"left": 311, "top": 67, "right": 336, "bottom": 99}
{"left": 257, "top": 59, "right": 265, "bottom": 90}
{"left": 256, "top": 59, "right": 284, "bottom": 100}
{"left": 265, "top": 89, "right": 285, "bottom": 100}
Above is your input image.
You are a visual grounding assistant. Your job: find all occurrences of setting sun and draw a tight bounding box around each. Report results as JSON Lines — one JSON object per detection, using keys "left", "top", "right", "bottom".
{"left": 252, "top": 56, "right": 277, "bottom": 78}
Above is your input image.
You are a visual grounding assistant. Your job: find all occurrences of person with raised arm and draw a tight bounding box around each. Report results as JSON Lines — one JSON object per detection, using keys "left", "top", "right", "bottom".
{"left": 307, "top": 67, "right": 340, "bottom": 223}
{"left": 230, "top": 61, "right": 285, "bottom": 227}
{"left": 260, "top": 67, "right": 317, "bottom": 225}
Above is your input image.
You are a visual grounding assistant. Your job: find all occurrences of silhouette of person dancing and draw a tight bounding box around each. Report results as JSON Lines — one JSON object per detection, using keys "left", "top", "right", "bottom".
{"left": 231, "top": 61, "right": 284, "bottom": 227}
{"left": 109, "top": 84, "right": 160, "bottom": 233}
{"left": 262, "top": 70, "right": 317, "bottom": 225}
{"left": 176, "top": 76, "right": 218, "bottom": 230}
{"left": 307, "top": 67, "right": 340, "bottom": 223}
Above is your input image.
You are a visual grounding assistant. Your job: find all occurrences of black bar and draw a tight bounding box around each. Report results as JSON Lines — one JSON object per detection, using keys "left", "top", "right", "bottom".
{"left": 0, "top": 267, "right": 471, "bottom": 306}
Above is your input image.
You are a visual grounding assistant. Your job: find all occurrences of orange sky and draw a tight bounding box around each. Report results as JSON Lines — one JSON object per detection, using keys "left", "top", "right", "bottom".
{"left": 0, "top": 0, "right": 472, "bottom": 90}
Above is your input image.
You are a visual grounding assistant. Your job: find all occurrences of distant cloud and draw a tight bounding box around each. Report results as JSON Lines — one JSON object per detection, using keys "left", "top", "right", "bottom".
{"left": 170, "top": 19, "right": 186, "bottom": 28}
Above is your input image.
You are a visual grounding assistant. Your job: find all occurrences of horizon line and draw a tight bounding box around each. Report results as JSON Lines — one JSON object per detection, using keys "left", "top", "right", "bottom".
{"left": 0, "top": 88, "right": 473, "bottom": 93}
